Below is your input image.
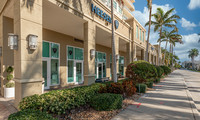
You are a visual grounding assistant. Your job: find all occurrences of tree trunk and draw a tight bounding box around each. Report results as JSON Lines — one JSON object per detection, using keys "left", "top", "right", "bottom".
{"left": 192, "top": 57, "right": 194, "bottom": 70}
{"left": 145, "top": 0, "right": 152, "bottom": 62}
{"left": 111, "top": 0, "right": 117, "bottom": 82}
{"left": 171, "top": 45, "right": 174, "bottom": 69}
{"left": 168, "top": 43, "right": 171, "bottom": 66}
{"left": 163, "top": 41, "right": 168, "bottom": 65}
{"left": 158, "top": 26, "right": 162, "bottom": 66}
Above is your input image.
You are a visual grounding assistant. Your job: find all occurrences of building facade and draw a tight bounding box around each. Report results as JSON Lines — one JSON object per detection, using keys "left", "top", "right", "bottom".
{"left": 0, "top": 0, "right": 161, "bottom": 107}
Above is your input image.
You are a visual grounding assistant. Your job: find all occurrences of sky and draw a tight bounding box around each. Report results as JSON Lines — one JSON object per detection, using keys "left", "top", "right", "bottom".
{"left": 132, "top": 0, "right": 200, "bottom": 62}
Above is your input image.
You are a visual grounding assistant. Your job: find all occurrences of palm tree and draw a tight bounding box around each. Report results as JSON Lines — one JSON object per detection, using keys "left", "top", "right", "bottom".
{"left": 111, "top": 0, "right": 123, "bottom": 82}
{"left": 145, "top": 8, "right": 180, "bottom": 65}
{"left": 170, "top": 34, "right": 183, "bottom": 68}
{"left": 188, "top": 48, "right": 199, "bottom": 70}
{"left": 145, "top": 0, "right": 152, "bottom": 62}
{"left": 159, "top": 29, "right": 178, "bottom": 65}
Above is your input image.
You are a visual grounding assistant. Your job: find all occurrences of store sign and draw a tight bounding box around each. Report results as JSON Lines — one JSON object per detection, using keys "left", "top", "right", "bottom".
{"left": 91, "top": 3, "right": 119, "bottom": 29}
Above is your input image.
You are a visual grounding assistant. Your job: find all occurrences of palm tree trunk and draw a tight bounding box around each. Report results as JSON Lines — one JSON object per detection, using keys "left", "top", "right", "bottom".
{"left": 111, "top": 0, "right": 117, "bottom": 82}
{"left": 145, "top": 0, "right": 152, "bottom": 62}
{"left": 163, "top": 41, "right": 168, "bottom": 65}
{"left": 171, "top": 45, "right": 174, "bottom": 69}
{"left": 192, "top": 57, "right": 194, "bottom": 70}
{"left": 168, "top": 43, "right": 171, "bottom": 66}
{"left": 158, "top": 26, "right": 162, "bottom": 66}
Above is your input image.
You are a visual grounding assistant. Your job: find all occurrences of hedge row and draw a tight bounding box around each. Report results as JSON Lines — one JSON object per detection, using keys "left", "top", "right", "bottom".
{"left": 8, "top": 109, "right": 57, "bottom": 120}
{"left": 90, "top": 93, "right": 123, "bottom": 111}
{"left": 19, "top": 83, "right": 104, "bottom": 115}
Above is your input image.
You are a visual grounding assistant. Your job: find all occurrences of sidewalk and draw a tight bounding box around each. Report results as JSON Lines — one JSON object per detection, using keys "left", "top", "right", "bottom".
{"left": 112, "top": 70, "right": 200, "bottom": 120}
{"left": 0, "top": 96, "right": 17, "bottom": 120}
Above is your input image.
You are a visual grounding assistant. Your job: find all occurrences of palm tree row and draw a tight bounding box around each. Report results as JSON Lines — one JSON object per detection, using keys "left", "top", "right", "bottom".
{"left": 145, "top": 7, "right": 181, "bottom": 66}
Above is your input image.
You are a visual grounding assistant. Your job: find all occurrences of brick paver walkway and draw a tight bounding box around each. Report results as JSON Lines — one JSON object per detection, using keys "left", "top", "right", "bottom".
{"left": 0, "top": 96, "right": 17, "bottom": 120}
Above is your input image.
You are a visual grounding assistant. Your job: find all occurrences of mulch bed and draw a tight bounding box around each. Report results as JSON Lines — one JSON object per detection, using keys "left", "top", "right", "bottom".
{"left": 57, "top": 93, "right": 142, "bottom": 120}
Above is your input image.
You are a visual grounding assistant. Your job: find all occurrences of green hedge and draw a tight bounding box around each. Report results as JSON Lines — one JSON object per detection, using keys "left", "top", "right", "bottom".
{"left": 8, "top": 109, "right": 57, "bottom": 120}
{"left": 126, "top": 61, "right": 158, "bottom": 83}
{"left": 136, "top": 84, "right": 147, "bottom": 93}
{"left": 155, "top": 66, "right": 164, "bottom": 78}
{"left": 160, "top": 65, "right": 171, "bottom": 75}
{"left": 145, "top": 81, "right": 153, "bottom": 88}
{"left": 90, "top": 93, "right": 123, "bottom": 111}
{"left": 19, "top": 83, "right": 104, "bottom": 115}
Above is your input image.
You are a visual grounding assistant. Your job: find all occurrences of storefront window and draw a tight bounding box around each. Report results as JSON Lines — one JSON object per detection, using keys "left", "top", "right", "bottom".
{"left": 51, "top": 59, "right": 59, "bottom": 85}
{"left": 75, "top": 48, "right": 83, "bottom": 60}
{"left": 51, "top": 43, "right": 59, "bottom": 58}
{"left": 103, "top": 63, "right": 106, "bottom": 77}
{"left": 136, "top": 26, "right": 138, "bottom": 39}
{"left": 98, "top": 52, "right": 103, "bottom": 62}
{"left": 95, "top": 52, "right": 106, "bottom": 79}
{"left": 68, "top": 46, "right": 74, "bottom": 60}
{"left": 42, "top": 41, "right": 49, "bottom": 57}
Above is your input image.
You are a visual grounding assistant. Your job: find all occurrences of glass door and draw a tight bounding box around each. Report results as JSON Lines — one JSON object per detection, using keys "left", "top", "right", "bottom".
{"left": 98, "top": 63, "right": 103, "bottom": 79}
{"left": 42, "top": 59, "right": 50, "bottom": 89}
{"left": 74, "top": 61, "right": 83, "bottom": 84}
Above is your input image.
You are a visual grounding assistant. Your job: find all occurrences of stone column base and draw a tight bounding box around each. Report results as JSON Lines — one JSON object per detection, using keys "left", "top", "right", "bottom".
{"left": 14, "top": 78, "right": 43, "bottom": 109}
{"left": 84, "top": 75, "right": 96, "bottom": 85}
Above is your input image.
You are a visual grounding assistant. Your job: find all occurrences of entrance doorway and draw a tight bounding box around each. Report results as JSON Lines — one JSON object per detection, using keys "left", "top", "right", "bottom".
{"left": 42, "top": 59, "right": 50, "bottom": 89}
{"left": 97, "top": 63, "right": 103, "bottom": 79}
{"left": 74, "top": 61, "right": 83, "bottom": 84}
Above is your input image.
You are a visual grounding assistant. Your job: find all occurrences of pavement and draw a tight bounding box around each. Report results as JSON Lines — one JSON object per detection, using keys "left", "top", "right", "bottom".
{"left": 0, "top": 96, "right": 17, "bottom": 120}
{"left": 112, "top": 70, "right": 200, "bottom": 120}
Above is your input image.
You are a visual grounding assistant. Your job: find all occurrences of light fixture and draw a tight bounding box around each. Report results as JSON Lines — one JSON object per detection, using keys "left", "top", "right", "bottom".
{"left": 0, "top": 47, "right": 2, "bottom": 57}
{"left": 8, "top": 33, "right": 18, "bottom": 50}
{"left": 90, "top": 49, "right": 95, "bottom": 58}
{"left": 28, "top": 34, "right": 38, "bottom": 50}
{"left": 116, "top": 54, "right": 120, "bottom": 61}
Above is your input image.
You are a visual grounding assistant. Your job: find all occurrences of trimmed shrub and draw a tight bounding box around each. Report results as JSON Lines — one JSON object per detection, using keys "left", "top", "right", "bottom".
{"left": 132, "top": 60, "right": 149, "bottom": 64}
{"left": 90, "top": 93, "right": 122, "bottom": 111}
{"left": 136, "top": 84, "right": 147, "bottom": 93}
{"left": 8, "top": 109, "right": 57, "bottom": 120}
{"left": 99, "top": 80, "right": 136, "bottom": 97}
{"left": 122, "top": 80, "right": 136, "bottom": 97}
{"left": 160, "top": 65, "right": 171, "bottom": 75}
{"left": 145, "top": 81, "right": 153, "bottom": 88}
{"left": 155, "top": 66, "right": 164, "bottom": 78}
{"left": 154, "top": 78, "right": 160, "bottom": 83}
{"left": 19, "top": 83, "right": 104, "bottom": 115}
{"left": 126, "top": 62, "right": 157, "bottom": 83}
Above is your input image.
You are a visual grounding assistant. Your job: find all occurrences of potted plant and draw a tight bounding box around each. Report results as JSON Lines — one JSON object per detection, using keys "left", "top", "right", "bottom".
{"left": 4, "top": 66, "right": 15, "bottom": 98}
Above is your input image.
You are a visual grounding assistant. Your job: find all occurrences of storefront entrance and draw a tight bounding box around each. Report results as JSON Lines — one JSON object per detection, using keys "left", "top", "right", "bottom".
{"left": 95, "top": 51, "right": 106, "bottom": 79}
{"left": 67, "top": 46, "right": 84, "bottom": 84}
{"left": 42, "top": 41, "right": 60, "bottom": 89}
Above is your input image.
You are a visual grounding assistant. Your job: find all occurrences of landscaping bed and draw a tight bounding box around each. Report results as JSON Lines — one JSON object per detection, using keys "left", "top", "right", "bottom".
{"left": 64, "top": 94, "right": 142, "bottom": 120}
{"left": 9, "top": 60, "right": 172, "bottom": 120}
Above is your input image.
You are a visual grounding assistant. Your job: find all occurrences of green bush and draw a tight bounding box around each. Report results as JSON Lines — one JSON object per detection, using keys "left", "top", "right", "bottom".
{"left": 126, "top": 62, "right": 157, "bottom": 84}
{"left": 131, "top": 60, "right": 149, "bottom": 64}
{"left": 6, "top": 74, "right": 13, "bottom": 81}
{"left": 136, "top": 84, "right": 147, "bottom": 93}
{"left": 5, "top": 82, "right": 15, "bottom": 88}
{"left": 8, "top": 109, "right": 57, "bottom": 120}
{"left": 19, "top": 83, "right": 103, "bottom": 115}
{"left": 155, "top": 66, "right": 164, "bottom": 78}
{"left": 90, "top": 93, "right": 122, "bottom": 111}
{"left": 145, "top": 81, "right": 153, "bottom": 88}
{"left": 160, "top": 65, "right": 171, "bottom": 75}
{"left": 6, "top": 66, "right": 14, "bottom": 73}
{"left": 154, "top": 78, "right": 160, "bottom": 83}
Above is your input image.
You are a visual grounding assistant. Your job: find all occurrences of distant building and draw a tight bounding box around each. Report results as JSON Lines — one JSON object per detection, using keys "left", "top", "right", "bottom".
{"left": 182, "top": 61, "right": 200, "bottom": 70}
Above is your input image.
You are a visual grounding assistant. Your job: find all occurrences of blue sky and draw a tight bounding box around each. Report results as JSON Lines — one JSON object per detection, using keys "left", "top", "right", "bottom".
{"left": 132, "top": 0, "right": 200, "bottom": 62}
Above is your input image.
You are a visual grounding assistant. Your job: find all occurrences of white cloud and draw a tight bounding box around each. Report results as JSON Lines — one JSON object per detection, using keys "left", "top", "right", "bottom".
{"left": 174, "top": 33, "right": 200, "bottom": 62}
{"left": 180, "top": 18, "right": 197, "bottom": 30}
{"left": 188, "top": 0, "right": 200, "bottom": 10}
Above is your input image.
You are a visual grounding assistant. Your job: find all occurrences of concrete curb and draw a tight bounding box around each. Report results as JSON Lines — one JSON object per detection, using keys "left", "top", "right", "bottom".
{"left": 183, "top": 80, "right": 200, "bottom": 120}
